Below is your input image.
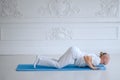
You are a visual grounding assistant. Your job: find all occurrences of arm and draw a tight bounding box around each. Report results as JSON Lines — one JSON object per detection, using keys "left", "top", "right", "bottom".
{"left": 84, "top": 56, "right": 98, "bottom": 70}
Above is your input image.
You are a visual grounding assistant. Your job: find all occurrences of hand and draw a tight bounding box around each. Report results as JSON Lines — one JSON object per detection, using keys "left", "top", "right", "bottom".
{"left": 92, "top": 67, "right": 100, "bottom": 70}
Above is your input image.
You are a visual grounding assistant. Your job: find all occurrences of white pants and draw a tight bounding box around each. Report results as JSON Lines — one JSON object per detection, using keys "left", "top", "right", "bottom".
{"left": 36, "top": 46, "right": 82, "bottom": 68}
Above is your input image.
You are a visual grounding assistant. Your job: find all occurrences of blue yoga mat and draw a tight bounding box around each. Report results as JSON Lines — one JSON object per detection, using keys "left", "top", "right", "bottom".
{"left": 16, "top": 64, "right": 106, "bottom": 71}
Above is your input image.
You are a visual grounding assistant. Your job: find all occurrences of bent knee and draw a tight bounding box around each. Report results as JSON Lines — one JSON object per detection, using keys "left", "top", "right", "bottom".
{"left": 69, "top": 46, "right": 79, "bottom": 52}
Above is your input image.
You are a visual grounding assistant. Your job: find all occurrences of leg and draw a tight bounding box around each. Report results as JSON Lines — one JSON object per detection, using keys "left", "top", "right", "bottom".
{"left": 58, "top": 46, "right": 82, "bottom": 68}
{"left": 34, "top": 56, "right": 59, "bottom": 68}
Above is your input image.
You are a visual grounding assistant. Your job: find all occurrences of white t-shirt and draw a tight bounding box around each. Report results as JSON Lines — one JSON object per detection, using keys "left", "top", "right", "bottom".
{"left": 74, "top": 53, "right": 100, "bottom": 67}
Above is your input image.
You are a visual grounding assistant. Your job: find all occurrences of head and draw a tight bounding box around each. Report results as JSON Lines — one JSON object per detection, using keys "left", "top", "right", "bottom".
{"left": 100, "top": 52, "right": 110, "bottom": 65}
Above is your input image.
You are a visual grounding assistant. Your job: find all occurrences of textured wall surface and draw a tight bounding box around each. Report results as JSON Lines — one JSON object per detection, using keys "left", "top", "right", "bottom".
{"left": 0, "top": 0, "right": 120, "bottom": 55}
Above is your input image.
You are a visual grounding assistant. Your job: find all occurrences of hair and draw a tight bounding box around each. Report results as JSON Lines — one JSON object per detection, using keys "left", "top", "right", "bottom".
{"left": 100, "top": 52, "right": 108, "bottom": 57}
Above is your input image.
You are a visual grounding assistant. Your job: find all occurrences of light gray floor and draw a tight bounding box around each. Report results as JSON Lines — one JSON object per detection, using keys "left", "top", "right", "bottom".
{"left": 0, "top": 54, "right": 120, "bottom": 80}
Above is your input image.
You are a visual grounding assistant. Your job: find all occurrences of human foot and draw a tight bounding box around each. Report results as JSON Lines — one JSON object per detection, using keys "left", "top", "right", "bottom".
{"left": 33, "top": 55, "right": 39, "bottom": 68}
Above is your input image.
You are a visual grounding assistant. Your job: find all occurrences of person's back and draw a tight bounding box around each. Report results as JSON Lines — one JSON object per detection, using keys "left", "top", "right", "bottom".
{"left": 74, "top": 52, "right": 100, "bottom": 67}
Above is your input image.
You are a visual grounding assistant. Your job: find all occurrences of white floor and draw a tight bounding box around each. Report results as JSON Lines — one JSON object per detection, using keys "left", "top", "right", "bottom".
{"left": 0, "top": 54, "right": 120, "bottom": 80}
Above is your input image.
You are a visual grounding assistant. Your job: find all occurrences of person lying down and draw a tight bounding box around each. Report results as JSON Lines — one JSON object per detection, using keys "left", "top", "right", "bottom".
{"left": 33, "top": 46, "right": 110, "bottom": 70}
